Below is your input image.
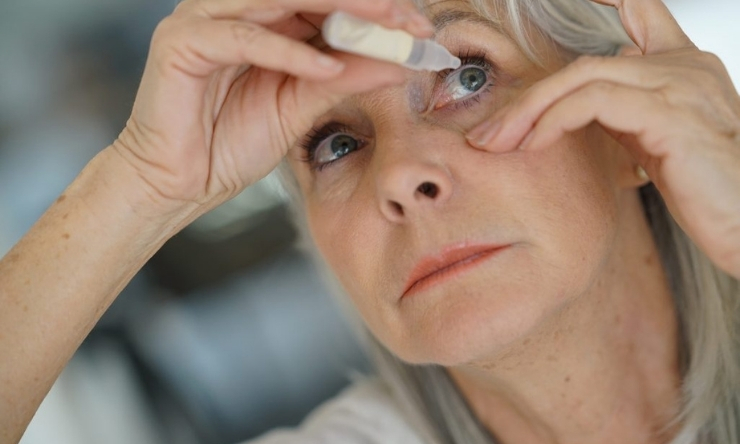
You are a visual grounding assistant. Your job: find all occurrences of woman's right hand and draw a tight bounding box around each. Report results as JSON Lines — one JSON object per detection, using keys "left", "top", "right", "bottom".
{"left": 113, "top": 0, "right": 433, "bottom": 217}
{"left": 5, "top": 5, "right": 436, "bottom": 438}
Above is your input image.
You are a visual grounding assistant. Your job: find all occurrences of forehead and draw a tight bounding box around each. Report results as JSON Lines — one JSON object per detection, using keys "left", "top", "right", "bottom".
{"left": 299, "top": 0, "right": 559, "bottom": 125}
{"left": 425, "top": 0, "right": 506, "bottom": 34}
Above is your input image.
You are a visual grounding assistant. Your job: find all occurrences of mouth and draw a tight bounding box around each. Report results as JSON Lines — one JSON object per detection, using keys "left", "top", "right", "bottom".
{"left": 402, "top": 243, "right": 511, "bottom": 298}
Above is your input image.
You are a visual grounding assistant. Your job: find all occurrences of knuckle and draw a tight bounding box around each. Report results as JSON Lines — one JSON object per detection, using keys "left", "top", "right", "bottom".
{"left": 571, "top": 55, "right": 605, "bottom": 72}
{"left": 149, "top": 17, "right": 197, "bottom": 72}
{"left": 698, "top": 50, "right": 724, "bottom": 70}
{"left": 172, "top": 0, "right": 193, "bottom": 16}
{"left": 377, "top": 0, "right": 397, "bottom": 14}
{"left": 590, "top": 80, "right": 616, "bottom": 96}
{"left": 682, "top": 65, "right": 725, "bottom": 98}
{"left": 230, "top": 22, "right": 265, "bottom": 48}
{"left": 151, "top": 17, "right": 180, "bottom": 51}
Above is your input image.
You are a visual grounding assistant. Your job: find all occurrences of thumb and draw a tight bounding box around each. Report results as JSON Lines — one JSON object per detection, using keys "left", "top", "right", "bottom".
{"left": 286, "top": 52, "right": 407, "bottom": 135}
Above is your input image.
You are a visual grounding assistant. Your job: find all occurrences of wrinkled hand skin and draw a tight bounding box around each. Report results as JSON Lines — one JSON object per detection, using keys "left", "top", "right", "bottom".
{"left": 112, "top": 0, "right": 430, "bottom": 220}
{"left": 0, "top": 2, "right": 436, "bottom": 443}
{"left": 467, "top": 0, "right": 740, "bottom": 279}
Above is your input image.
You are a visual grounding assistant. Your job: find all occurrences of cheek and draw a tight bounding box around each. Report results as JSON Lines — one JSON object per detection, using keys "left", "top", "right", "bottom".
{"left": 305, "top": 191, "right": 395, "bottom": 333}
{"left": 401, "top": 137, "right": 620, "bottom": 365}
{"left": 524, "top": 131, "right": 620, "bottom": 290}
{"left": 300, "top": 129, "right": 622, "bottom": 366}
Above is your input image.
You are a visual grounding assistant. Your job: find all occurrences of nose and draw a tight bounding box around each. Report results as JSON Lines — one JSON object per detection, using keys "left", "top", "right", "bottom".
{"left": 375, "top": 154, "right": 453, "bottom": 223}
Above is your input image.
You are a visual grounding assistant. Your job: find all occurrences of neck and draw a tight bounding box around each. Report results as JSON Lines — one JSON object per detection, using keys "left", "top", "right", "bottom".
{"left": 449, "top": 196, "right": 683, "bottom": 444}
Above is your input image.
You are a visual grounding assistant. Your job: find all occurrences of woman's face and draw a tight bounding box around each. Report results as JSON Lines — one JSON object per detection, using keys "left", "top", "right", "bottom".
{"left": 287, "top": 2, "right": 640, "bottom": 366}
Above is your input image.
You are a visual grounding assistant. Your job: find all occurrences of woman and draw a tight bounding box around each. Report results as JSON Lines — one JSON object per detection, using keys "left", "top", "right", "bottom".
{"left": 1, "top": 0, "right": 739, "bottom": 442}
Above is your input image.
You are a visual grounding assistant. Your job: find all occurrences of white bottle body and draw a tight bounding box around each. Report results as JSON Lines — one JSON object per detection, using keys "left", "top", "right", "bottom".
{"left": 322, "top": 12, "right": 460, "bottom": 71}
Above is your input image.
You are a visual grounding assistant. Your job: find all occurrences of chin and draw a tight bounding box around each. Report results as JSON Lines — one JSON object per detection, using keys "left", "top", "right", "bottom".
{"left": 387, "top": 252, "right": 609, "bottom": 367}
{"left": 363, "top": 233, "right": 615, "bottom": 366}
{"left": 386, "top": 272, "right": 567, "bottom": 367}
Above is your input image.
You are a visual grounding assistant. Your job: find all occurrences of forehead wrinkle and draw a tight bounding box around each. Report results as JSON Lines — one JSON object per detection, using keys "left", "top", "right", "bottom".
{"left": 432, "top": 9, "right": 503, "bottom": 34}
{"left": 424, "top": 0, "right": 504, "bottom": 34}
{"left": 357, "top": 90, "right": 401, "bottom": 123}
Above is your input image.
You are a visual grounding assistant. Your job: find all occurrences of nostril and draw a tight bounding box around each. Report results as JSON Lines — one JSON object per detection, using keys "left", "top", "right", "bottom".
{"left": 391, "top": 201, "right": 404, "bottom": 216}
{"left": 417, "top": 182, "right": 439, "bottom": 199}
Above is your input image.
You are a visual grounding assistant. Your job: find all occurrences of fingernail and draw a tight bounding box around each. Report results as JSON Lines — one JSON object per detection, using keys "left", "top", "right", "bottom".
{"left": 391, "top": 9, "right": 409, "bottom": 26}
{"left": 467, "top": 119, "right": 494, "bottom": 140}
{"left": 411, "top": 13, "right": 435, "bottom": 34}
{"left": 317, "top": 54, "right": 345, "bottom": 73}
{"left": 519, "top": 132, "right": 535, "bottom": 150}
{"left": 467, "top": 120, "right": 501, "bottom": 148}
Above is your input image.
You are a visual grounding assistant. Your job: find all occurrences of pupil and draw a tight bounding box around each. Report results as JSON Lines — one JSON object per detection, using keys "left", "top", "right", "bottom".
{"left": 332, "top": 135, "right": 357, "bottom": 156}
{"left": 460, "top": 68, "right": 486, "bottom": 92}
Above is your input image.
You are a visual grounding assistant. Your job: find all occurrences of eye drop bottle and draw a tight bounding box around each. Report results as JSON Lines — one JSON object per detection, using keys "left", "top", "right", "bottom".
{"left": 322, "top": 11, "right": 461, "bottom": 72}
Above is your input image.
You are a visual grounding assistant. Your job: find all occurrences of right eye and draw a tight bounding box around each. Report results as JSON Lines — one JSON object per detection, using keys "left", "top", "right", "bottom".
{"left": 301, "top": 122, "right": 367, "bottom": 171}
{"left": 315, "top": 133, "right": 360, "bottom": 166}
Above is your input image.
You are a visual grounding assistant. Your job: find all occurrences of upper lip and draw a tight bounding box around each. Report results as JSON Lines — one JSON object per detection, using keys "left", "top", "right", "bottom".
{"left": 402, "top": 243, "right": 510, "bottom": 297}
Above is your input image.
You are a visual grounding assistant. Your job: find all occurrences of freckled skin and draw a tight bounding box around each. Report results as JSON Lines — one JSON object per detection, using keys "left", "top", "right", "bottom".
{"left": 289, "top": 5, "right": 681, "bottom": 443}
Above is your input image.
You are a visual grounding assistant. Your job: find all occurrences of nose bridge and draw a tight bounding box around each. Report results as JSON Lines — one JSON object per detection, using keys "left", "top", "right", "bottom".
{"left": 370, "top": 120, "right": 454, "bottom": 223}
{"left": 371, "top": 109, "right": 447, "bottom": 166}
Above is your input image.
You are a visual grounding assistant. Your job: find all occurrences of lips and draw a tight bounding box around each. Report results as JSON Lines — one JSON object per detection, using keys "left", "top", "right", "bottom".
{"left": 402, "top": 243, "right": 510, "bottom": 298}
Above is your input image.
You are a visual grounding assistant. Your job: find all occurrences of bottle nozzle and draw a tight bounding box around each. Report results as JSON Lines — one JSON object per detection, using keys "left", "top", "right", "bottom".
{"left": 404, "top": 39, "right": 461, "bottom": 71}
{"left": 322, "top": 11, "right": 460, "bottom": 72}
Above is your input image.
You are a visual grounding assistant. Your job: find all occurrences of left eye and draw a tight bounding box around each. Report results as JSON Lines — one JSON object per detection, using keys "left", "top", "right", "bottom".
{"left": 314, "top": 133, "right": 360, "bottom": 166}
{"left": 445, "top": 66, "right": 488, "bottom": 100}
{"left": 432, "top": 61, "right": 493, "bottom": 111}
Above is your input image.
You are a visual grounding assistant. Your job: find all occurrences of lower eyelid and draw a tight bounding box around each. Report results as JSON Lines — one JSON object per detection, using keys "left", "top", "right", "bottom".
{"left": 432, "top": 62, "right": 496, "bottom": 110}
{"left": 435, "top": 81, "right": 495, "bottom": 112}
{"left": 313, "top": 137, "right": 369, "bottom": 172}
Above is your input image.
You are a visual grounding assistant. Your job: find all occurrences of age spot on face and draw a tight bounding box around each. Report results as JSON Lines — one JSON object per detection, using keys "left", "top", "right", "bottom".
{"left": 408, "top": 79, "right": 427, "bottom": 114}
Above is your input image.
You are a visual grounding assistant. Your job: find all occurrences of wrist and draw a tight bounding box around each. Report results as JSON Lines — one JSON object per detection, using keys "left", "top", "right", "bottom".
{"left": 69, "top": 146, "right": 202, "bottom": 248}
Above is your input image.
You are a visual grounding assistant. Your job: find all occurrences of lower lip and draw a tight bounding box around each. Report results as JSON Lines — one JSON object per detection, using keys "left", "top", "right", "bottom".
{"left": 402, "top": 246, "right": 510, "bottom": 298}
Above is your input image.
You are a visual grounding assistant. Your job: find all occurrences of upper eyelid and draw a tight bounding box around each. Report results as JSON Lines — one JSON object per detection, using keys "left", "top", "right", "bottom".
{"left": 437, "top": 52, "right": 495, "bottom": 80}
{"left": 300, "top": 52, "right": 496, "bottom": 163}
{"left": 428, "top": 54, "right": 496, "bottom": 106}
{"left": 299, "top": 123, "right": 368, "bottom": 170}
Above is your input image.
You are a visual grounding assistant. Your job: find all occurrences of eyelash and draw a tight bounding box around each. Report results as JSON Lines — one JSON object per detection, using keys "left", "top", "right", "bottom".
{"left": 299, "top": 122, "right": 363, "bottom": 172}
{"left": 300, "top": 49, "right": 496, "bottom": 171}
{"left": 436, "top": 49, "right": 496, "bottom": 112}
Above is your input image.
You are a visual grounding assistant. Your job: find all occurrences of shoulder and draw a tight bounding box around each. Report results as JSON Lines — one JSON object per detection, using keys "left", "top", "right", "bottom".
{"left": 243, "top": 377, "right": 426, "bottom": 444}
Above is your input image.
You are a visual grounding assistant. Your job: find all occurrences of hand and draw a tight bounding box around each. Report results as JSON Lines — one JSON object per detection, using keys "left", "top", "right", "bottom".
{"left": 466, "top": 0, "right": 740, "bottom": 278}
{"left": 113, "top": 0, "right": 433, "bottom": 216}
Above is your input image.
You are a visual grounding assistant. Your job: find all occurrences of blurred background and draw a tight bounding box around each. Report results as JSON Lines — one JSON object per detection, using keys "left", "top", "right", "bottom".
{"left": 1, "top": 0, "right": 738, "bottom": 443}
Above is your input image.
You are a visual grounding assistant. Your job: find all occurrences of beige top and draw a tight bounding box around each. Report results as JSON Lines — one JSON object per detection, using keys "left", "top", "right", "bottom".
{"left": 246, "top": 379, "right": 426, "bottom": 444}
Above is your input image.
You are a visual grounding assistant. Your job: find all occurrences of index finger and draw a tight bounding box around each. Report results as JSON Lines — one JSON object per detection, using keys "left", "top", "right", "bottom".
{"left": 591, "top": 0, "right": 695, "bottom": 54}
{"left": 180, "top": 0, "right": 434, "bottom": 37}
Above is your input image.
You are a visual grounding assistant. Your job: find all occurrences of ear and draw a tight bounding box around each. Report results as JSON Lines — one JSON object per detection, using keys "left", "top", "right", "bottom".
{"left": 587, "top": 124, "right": 649, "bottom": 190}
{"left": 613, "top": 142, "right": 651, "bottom": 189}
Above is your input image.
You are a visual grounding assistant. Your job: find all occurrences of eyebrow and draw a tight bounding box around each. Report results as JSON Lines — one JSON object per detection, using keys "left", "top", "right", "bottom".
{"left": 431, "top": 9, "right": 504, "bottom": 34}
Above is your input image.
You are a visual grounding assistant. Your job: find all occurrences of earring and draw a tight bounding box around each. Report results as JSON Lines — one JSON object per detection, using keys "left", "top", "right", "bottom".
{"left": 636, "top": 165, "right": 650, "bottom": 183}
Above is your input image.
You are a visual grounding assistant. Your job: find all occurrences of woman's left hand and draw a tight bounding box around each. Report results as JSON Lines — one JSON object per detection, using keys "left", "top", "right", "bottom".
{"left": 467, "top": 0, "right": 740, "bottom": 279}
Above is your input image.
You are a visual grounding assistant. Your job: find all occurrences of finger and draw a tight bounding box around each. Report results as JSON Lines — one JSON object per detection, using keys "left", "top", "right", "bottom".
{"left": 468, "top": 55, "right": 666, "bottom": 152}
{"left": 151, "top": 17, "right": 346, "bottom": 80}
{"left": 265, "top": 53, "right": 407, "bottom": 153}
{"left": 179, "top": 0, "right": 434, "bottom": 37}
{"left": 518, "top": 80, "right": 681, "bottom": 161}
{"left": 307, "top": 51, "right": 407, "bottom": 97}
{"left": 266, "top": 14, "right": 322, "bottom": 40}
{"left": 589, "top": 0, "right": 694, "bottom": 54}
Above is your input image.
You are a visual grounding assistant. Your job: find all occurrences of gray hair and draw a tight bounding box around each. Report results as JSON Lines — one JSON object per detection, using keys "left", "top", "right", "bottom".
{"left": 278, "top": 0, "right": 740, "bottom": 442}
